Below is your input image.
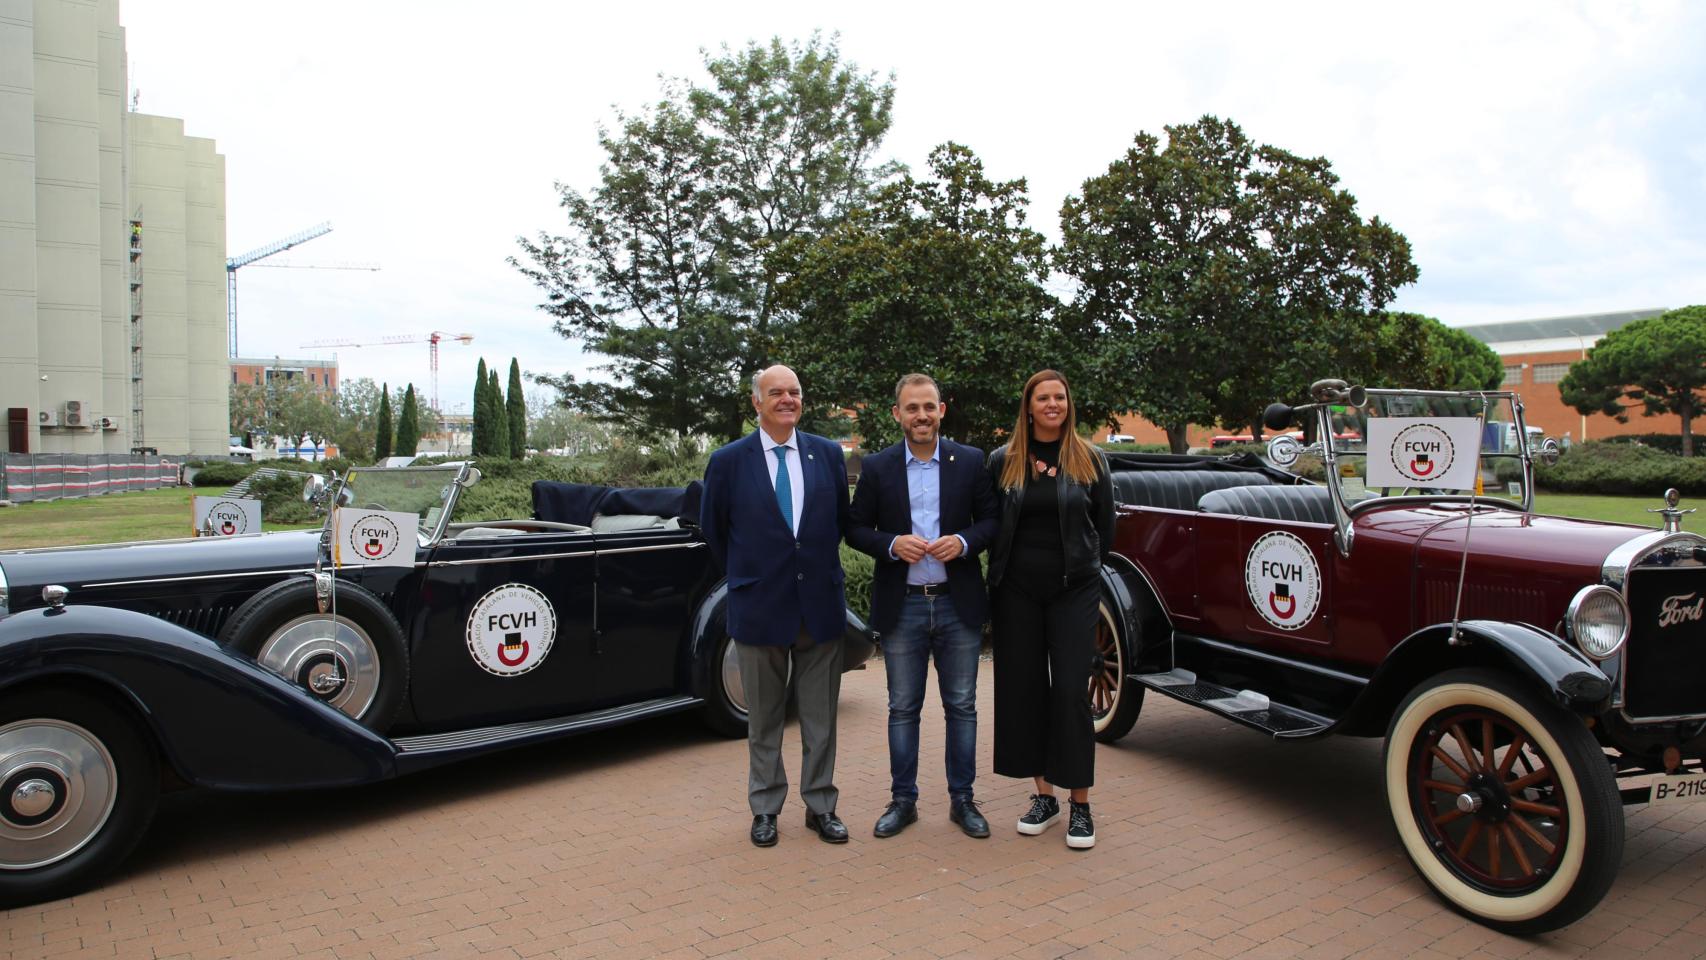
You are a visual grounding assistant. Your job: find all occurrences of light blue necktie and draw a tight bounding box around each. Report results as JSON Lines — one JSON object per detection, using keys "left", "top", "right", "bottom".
{"left": 773, "top": 446, "right": 793, "bottom": 530}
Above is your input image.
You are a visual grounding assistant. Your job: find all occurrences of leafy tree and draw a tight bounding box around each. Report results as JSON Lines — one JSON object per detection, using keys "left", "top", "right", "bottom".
{"left": 331, "top": 378, "right": 383, "bottom": 461}
{"left": 270, "top": 378, "right": 336, "bottom": 460}
{"left": 776, "top": 142, "right": 1068, "bottom": 451}
{"left": 506, "top": 359, "right": 527, "bottom": 457}
{"left": 526, "top": 392, "right": 615, "bottom": 456}
{"left": 1561, "top": 306, "right": 1706, "bottom": 456}
{"left": 1056, "top": 116, "right": 1416, "bottom": 451}
{"left": 488, "top": 368, "right": 510, "bottom": 457}
{"left": 374, "top": 383, "right": 394, "bottom": 461}
{"left": 1385, "top": 313, "right": 1504, "bottom": 392}
{"left": 395, "top": 384, "right": 421, "bottom": 457}
{"left": 513, "top": 34, "right": 896, "bottom": 440}
{"left": 229, "top": 381, "right": 267, "bottom": 447}
{"left": 472, "top": 358, "right": 491, "bottom": 456}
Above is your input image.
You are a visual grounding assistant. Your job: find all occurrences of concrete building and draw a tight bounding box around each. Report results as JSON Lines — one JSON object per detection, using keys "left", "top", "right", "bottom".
{"left": 0, "top": 0, "right": 227, "bottom": 457}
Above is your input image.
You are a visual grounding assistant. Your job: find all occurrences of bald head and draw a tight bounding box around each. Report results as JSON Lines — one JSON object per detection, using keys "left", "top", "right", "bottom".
{"left": 752, "top": 365, "right": 802, "bottom": 442}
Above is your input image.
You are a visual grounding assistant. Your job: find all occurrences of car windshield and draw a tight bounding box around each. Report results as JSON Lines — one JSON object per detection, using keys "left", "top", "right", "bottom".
{"left": 1299, "top": 391, "right": 1533, "bottom": 509}
{"left": 337, "top": 466, "right": 462, "bottom": 538}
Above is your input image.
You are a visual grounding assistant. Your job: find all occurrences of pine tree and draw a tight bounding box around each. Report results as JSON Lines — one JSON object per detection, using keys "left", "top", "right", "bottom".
{"left": 395, "top": 384, "right": 421, "bottom": 456}
{"left": 472, "top": 359, "right": 489, "bottom": 456}
{"left": 374, "top": 383, "right": 393, "bottom": 461}
{"left": 489, "top": 368, "right": 510, "bottom": 457}
{"left": 506, "top": 358, "right": 527, "bottom": 458}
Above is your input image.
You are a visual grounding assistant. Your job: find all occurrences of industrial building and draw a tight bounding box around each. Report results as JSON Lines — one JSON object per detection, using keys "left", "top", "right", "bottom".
{"left": 1, "top": 0, "right": 228, "bottom": 457}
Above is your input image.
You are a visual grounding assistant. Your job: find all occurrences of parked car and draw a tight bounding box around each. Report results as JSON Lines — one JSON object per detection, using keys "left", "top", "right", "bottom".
{"left": 0, "top": 464, "right": 874, "bottom": 906}
{"left": 1085, "top": 381, "right": 1704, "bottom": 934}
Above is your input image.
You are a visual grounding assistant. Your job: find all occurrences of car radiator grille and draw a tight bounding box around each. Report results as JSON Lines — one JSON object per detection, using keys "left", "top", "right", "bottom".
{"left": 1622, "top": 566, "right": 1706, "bottom": 720}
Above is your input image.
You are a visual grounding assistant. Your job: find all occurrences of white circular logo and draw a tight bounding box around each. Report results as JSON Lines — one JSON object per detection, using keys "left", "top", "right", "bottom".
{"left": 1387, "top": 422, "right": 1456, "bottom": 484}
{"left": 208, "top": 500, "right": 249, "bottom": 536}
{"left": 467, "top": 583, "right": 557, "bottom": 676}
{"left": 347, "top": 513, "right": 403, "bottom": 562}
{"left": 1244, "top": 531, "right": 1322, "bottom": 630}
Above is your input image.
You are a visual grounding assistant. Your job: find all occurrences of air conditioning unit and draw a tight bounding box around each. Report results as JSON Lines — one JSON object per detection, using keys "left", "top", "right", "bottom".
{"left": 63, "top": 400, "right": 88, "bottom": 428}
{"left": 98, "top": 416, "right": 118, "bottom": 431}
{"left": 38, "top": 409, "right": 59, "bottom": 427}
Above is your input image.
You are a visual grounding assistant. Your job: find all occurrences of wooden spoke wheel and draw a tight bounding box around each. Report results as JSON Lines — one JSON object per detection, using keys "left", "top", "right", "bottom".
{"left": 1384, "top": 668, "right": 1623, "bottom": 934}
{"left": 1090, "top": 598, "right": 1142, "bottom": 743}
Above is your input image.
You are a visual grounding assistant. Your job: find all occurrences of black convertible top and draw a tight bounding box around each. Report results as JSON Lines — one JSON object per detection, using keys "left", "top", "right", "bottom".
{"left": 531, "top": 480, "right": 704, "bottom": 527}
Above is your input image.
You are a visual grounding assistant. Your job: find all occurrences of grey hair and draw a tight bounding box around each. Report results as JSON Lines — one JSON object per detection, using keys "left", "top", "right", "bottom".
{"left": 894, "top": 373, "right": 939, "bottom": 404}
{"left": 751, "top": 369, "right": 764, "bottom": 402}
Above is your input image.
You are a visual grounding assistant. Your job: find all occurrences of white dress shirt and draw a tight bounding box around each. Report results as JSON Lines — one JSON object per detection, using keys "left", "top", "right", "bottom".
{"left": 759, "top": 429, "right": 805, "bottom": 537}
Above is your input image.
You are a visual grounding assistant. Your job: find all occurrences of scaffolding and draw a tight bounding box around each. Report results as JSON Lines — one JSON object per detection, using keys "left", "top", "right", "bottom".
{"left": 128, "top": 215, "right": 144, "bottom": 449}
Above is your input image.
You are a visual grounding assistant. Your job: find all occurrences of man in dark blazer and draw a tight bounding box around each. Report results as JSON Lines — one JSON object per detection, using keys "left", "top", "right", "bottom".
{"left": 701, "top": 364, "right": 852, "bottom": 847}
{"left": 847, "top": 373, "right": 1000, "bottom": 839}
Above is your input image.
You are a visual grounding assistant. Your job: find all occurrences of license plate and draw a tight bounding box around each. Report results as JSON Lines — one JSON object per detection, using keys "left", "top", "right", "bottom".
{"left": 1650, "top": 773, "right": 1706, "bottom": 806}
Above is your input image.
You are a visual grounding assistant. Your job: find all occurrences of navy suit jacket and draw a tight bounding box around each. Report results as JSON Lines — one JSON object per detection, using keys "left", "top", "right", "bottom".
{"left": 701, "top": 430, "right": 849, "bottom": 647}
{"left": 846, "top": 438, "right": 1000, "bottom": 639}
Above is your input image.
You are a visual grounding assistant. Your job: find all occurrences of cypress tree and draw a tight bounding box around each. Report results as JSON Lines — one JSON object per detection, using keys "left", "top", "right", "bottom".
{"left": 506, "top": 358, "right": 527, "bottom": 458}
{"left": 472, "top": 359, "right": 489, "bottom": 456}
{"left": 396, "top": 384, "right": 421, "bottom": 456}
{"left": 489, "top": 368, "right": 510, "bottom": 457}
{"left": 374, "top": 383, "right": 393, "bottom": 461}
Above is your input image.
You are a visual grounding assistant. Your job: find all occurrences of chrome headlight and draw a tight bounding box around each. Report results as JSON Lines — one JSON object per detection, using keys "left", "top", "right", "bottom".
{"left": 1566, "top": 585, "right": 1630, "bottom": 660}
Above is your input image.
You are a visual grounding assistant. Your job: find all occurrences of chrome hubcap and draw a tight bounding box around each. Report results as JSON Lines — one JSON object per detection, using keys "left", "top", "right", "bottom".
{"left": 0, "top": 719, "right": 117, "bottom": 871}
{"left": 258, "top": 613, "right": 380, "bottom": 720}
{"left": 721, "top": 640, "right": 748, "bottom": 715}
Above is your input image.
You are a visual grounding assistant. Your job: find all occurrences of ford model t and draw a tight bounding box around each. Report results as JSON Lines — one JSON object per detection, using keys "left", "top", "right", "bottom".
{"left": 1088, "top": 381, "right": 1704, "bottom": 933}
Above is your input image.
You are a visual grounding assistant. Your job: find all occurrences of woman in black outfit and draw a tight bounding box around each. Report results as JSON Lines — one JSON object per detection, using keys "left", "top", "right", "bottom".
{"left": 987, "top": 369, "right": 1114, "bottom": 849}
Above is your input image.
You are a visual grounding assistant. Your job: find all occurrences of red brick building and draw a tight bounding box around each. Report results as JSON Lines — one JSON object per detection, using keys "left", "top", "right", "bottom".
{"left": 1096, "top": 309, "right": 1678, "bottom": 448}
{"left": 229, "top": 356, "right": 339, "bottom": 394}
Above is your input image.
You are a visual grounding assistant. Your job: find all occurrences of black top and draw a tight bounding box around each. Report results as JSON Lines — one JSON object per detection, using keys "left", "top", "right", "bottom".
{"left": 1009, "top": 437, "right": 1066, "bottom": 588}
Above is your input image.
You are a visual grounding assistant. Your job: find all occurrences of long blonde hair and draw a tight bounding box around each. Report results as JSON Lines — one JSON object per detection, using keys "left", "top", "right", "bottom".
{"left": 999, "top": 369, "right": 1100, "bottom": 490}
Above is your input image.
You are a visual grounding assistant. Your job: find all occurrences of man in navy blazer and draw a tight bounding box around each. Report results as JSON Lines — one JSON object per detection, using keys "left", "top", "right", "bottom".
{"left": 701, "top": 364, "right": 851, "bottom": 847}
{"left": 847, "top": 373, "right": 999, "bottom": 839}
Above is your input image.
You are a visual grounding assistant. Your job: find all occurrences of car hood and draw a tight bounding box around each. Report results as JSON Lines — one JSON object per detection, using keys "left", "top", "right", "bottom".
{"left": 1357, "top": 503, "right": 1650, "bottom": 577}
{"left": 0, "top": 530, "right": 323, "bottom": 614}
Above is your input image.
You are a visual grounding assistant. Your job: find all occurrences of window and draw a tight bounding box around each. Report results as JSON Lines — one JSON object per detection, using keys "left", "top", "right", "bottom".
{"left": 1502, "top": 366, "right": 1522, "bottom": 386}
{"left": 1532, "top": 363, "right": 1571, "bottom": 384}
{"left": 231, "top": 370, "right": 237, "bottom": 384}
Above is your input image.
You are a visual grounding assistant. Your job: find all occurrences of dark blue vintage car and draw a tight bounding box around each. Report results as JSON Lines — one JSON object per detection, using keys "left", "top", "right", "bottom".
{"left": 0, "top": 463, "right": 873, "bottom": 906}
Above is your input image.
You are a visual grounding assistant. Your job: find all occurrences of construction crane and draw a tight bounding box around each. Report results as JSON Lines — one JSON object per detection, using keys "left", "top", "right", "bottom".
{"left": 226, "top": 221, "right": 332, "bottom": 358}
{"left": 299, "top": 331, "right": 475, "bottom": 412}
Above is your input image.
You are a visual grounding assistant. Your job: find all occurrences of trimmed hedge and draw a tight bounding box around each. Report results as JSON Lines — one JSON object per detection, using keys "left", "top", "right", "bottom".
{"left": 1530, "top": 441, "right": 1706, "bottom": 496}
{"left": 1597, "top": 433, "right": 1704, "bottom": 457}
{"left": 190, "top": 462, "right": 257, "bottom": 487}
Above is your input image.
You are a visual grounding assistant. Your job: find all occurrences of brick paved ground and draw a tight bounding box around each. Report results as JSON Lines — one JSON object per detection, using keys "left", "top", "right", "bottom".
{"left": 6, "top": 664, "right": 1706, "bottom": 960}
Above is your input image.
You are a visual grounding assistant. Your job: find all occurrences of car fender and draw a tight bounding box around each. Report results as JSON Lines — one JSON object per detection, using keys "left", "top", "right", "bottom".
{"left": 1334, "top": 619, "right": 1613, "bottom": 737}
{"left": 1100, "top": 555, "right": 1171, "bottom": 674}
{"left": 685, "top": 581, "right": 876, "bottom": 699}
{"left": 0, "top": 604, "right": 397, "bottom": 790}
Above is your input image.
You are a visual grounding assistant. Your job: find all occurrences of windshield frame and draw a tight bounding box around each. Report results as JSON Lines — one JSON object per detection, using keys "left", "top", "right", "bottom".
{"left": 321, "top": 461, "right": 478, "bottom": 550}
{"left": 1305, "top": 388, "right": 1537, "bottom": 557}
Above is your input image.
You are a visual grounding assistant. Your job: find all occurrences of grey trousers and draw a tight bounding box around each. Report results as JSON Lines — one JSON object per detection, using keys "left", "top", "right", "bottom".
{"left": 736, "top": 635, "right": 842, "bottom": 816}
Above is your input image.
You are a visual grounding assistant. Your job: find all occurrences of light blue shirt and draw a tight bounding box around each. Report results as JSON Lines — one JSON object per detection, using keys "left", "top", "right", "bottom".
{"left": 759, "top": 429, "right": 804, "bottom": 537}
{"left": 890, "top": 441, "right": 966, "bottom": 585}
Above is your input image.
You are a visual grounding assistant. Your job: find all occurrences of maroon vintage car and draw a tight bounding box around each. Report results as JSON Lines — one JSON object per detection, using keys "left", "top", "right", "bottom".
{"left": 1087, "top": 381, "right": 1705, "bottom": 934}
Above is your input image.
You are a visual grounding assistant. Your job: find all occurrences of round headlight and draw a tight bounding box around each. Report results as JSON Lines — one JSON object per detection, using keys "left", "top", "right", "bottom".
{"left": 1566, "top": 585, "right": 1629, "bottom": 660}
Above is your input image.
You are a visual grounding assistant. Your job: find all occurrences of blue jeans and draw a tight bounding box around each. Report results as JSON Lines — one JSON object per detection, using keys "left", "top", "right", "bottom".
{"left": 885, "top": 592, "right": 981, "bottom": 803}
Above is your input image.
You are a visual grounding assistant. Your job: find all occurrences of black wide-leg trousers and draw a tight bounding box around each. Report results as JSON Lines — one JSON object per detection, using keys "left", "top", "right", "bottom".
{"left": 992, "top": 575, "right": 1098, "bottom": 789}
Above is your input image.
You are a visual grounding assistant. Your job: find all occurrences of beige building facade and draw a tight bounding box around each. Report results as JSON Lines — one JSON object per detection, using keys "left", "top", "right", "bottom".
{"left": 0, "top": 0, "right": 227, "bottom": 456}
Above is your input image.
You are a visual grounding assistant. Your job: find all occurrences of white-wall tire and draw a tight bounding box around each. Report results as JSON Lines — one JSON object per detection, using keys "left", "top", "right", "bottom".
{"left": 1383, "top": 668, "right": 1623, "bottom": 934}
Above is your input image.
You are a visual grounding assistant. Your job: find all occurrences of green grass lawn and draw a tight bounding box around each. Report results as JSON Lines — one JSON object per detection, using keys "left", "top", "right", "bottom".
{"left": 0, "top": 485, "right": 1682, "bottom": 551}
{"left": 0, "top": 487, "right": 317, "bottom": 550}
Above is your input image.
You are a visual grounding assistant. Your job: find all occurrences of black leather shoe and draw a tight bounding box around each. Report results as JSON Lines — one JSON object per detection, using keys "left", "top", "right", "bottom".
{"left": 805, "top": 810, "right": 849, "bottom": 843}
{"left": 950, "top": 798, "right": 990, "bottom": 838}
{"left": 750, "top": 814, "right": 778, "bottom": 847}
{"left": 873, "top": 800, "right": 918, "bottom": 838}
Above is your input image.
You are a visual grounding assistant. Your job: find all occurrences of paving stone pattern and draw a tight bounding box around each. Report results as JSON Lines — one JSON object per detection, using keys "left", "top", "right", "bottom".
{"left": 6, "top": 666, "right": 1706, "bottom": 959}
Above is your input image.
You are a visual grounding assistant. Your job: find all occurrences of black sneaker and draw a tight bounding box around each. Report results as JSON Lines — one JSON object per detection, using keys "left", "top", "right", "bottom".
{"left": 1067, "top": 801, "right": 1095, "bottom": 849}
{"left": 1016, "top": 794, "right": 1061, "bottom": 835}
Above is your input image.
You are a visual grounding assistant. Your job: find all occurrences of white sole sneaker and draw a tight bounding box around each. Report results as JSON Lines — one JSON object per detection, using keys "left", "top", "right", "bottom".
{"left": 1066, "top": 831, "right": 1096, "bottom": 849}
{"left": 1016, "top": 810, "right": 1061, "bottom": 835}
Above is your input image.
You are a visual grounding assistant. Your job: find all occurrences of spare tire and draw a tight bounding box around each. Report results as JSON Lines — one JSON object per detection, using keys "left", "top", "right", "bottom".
{"left": 219, "top": 577, "right": 408, "bottom": 732}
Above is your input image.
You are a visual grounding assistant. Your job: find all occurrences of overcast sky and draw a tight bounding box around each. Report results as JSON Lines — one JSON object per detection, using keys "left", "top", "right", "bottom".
{"left": 120, "top": 0, "right": 1705, "bottom": 414}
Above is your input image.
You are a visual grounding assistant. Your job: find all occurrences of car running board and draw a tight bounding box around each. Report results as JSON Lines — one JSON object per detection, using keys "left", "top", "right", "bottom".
{"left": 391, "top": 695, "right": 703, "bottom": 772}
{"left": 1134, "top": 669, "right": 1330, "bottom": 739}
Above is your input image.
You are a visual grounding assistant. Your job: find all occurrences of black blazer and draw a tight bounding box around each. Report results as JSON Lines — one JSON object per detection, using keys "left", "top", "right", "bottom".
{"left": 846, "top": 438, "right": 1001, "bottom": 638}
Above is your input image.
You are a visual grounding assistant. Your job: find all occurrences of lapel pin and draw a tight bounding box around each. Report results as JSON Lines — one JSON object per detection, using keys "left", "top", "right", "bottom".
{"left": 807, "top": 453, "right": 815, "bottom": 460}
{"left": 949, "top": 455, "right": 956, "bottom": 462}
